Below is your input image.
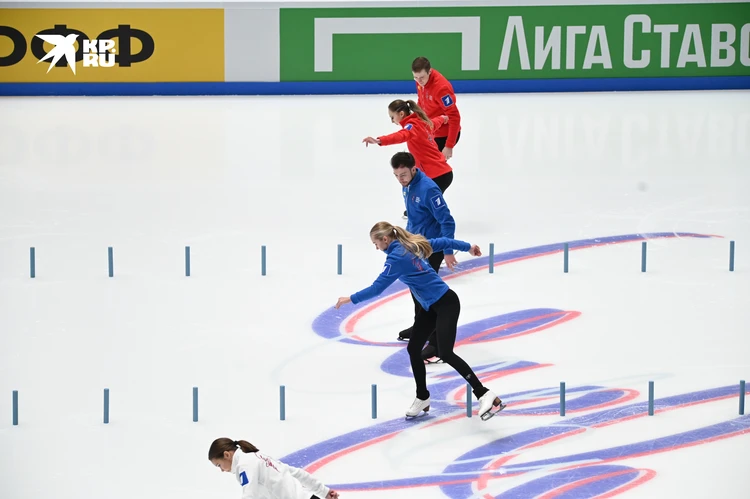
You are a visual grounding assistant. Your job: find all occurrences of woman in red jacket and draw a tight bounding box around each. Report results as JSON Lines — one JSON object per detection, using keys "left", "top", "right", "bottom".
{"left": 363, "top": 99, "right": 454, "bottom": 200}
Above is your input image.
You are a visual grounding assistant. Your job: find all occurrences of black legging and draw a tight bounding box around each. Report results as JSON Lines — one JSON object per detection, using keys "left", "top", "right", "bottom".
{"left": 408, "top": 252, "right": 443, "bottom": 351}
{"left": 431, "top": 171, "right": 453, "bottom": 193}
{"left": 431, "top": 131, "right": 459, "bottom": 193}
{"left": 423, "top": 128, "right": 458, "bottom": 192}
{"left": 407, "top": 289, "right": 488, "bottom": 401}
{"left": 434, "top": 131, "right": 461, "bottom": 153}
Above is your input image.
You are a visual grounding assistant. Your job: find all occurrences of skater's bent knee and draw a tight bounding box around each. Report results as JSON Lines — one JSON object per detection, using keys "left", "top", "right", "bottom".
{"left": 438, "top": 351, "right": 457, "bottom": 363}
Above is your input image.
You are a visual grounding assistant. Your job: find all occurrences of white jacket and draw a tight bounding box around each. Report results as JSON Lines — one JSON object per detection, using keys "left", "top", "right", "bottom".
{"left": 231, "top": 450, "right": 330, "bottom": 499}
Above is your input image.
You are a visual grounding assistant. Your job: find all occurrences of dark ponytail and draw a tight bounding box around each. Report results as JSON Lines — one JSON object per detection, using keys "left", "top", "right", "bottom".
{"left": 388, "top": 99, "right": 434, "bottom": 129}
{"left": 236, "top": 440, "right": 259, "bottom": 453}
{"left": 208, "top": 438, "right": 259, "bottom": 460}
{"left": 406, "top": 100, "right": 432, "bottom": 129}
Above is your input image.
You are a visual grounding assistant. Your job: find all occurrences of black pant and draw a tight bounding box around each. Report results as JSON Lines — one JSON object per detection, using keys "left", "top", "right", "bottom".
{"left": 407, "top": 289, "right": 488, "bottom": 401}
{"left": 432, "top": 171, "right": 453, "bottom": 193}
{"left": 408, "top": 252, "right": 445, "bottom": 351}
{"left": 434, "top": 131, "right": 461, "bottom": 152}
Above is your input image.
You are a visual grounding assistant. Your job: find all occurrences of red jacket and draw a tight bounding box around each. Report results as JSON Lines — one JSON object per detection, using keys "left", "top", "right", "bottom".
{"left": 416, "top": 69, "right": 461, "bottom": 148}
{"left": 378, "top": 113, "right": 452, "bottom": 179}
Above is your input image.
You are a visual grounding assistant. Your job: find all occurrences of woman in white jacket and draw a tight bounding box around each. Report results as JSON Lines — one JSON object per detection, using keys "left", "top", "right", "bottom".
{"left": 208, "top": 438, "right": 340, "bottom": 499}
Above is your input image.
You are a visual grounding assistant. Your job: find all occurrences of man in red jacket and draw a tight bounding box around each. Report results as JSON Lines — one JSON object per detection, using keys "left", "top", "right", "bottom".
{"left": 412, "top": 57, "right": 462, "bottom": 161}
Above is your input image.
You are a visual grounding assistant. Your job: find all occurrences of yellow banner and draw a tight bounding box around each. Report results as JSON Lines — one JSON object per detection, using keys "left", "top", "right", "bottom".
{"left": 0, "top": 9, "right": 224, "bottom": 82}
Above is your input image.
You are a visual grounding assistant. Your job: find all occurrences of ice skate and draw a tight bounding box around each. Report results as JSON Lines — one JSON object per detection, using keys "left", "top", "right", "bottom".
{"left": 402, "top": 210, "right": 408, "bottom": 220}
{"left": 478, "top": 390, "right": 506, "bottom": 421}
{"left": 405, "top": 396, "right": 430, "bottom": 419}
{"left": 397, "top": 326, "right": 412, "bottom": 341}
{"left": 421, "top": 344, "right": 443, "bottom": 364}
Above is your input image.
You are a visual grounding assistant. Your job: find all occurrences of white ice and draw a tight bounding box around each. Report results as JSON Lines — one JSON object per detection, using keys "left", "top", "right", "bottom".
{"left": 1, "top": 90, "right": 749, "bottom": 499}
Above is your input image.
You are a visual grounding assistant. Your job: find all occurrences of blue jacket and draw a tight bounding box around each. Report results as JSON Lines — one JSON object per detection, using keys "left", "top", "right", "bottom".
{"left": 350, "top": 237, "right": 471, "bottom": 311}
{"left": 404, "top": 169, "right": 457, "bottom": 255}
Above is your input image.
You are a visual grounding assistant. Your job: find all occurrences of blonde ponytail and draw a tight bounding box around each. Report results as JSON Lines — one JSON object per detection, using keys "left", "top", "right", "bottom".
{"left": 370, "top": 222, "right": 432, "bottom": 259}
{"left": 393, "top": 225, "right": 433, "bottom": 258}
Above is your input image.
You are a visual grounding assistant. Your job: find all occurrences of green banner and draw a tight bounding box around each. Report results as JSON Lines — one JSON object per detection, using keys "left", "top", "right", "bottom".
{"left": 279, "top": 3, "right": 750, "bottom": 81}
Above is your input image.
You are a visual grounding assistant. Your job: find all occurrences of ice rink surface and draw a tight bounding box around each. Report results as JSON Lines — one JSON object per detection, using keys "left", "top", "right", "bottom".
{"left": 1, "top": 89, "right": 749, "bottom": 498}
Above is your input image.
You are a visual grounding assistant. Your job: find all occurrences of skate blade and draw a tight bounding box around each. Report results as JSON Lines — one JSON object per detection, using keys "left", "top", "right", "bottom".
{"left": 480, "top": 399, "right": 507, "bottom": 421}
{"left": 405, "top": 406, "right": 430, "bottom": 420}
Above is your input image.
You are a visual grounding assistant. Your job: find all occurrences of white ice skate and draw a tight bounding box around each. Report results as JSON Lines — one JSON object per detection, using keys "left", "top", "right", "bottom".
{"left": 405, "top": 396, "right": 430, "bottom": 419}
{"left": 478, "top": 390, "right": 506, "bottom": 421}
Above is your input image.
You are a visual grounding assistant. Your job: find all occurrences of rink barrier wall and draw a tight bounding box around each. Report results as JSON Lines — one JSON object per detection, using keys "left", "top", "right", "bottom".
{"left": 1, "top": 0, "right": 750, "bottom": 95}
{"left": 2, "top": 76, "right": 750, "bottom": 96}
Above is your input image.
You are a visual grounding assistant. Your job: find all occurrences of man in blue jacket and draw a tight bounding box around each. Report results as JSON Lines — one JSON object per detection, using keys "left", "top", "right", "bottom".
{"left": 391, "top": 151, "right": 458, "bottom": 362}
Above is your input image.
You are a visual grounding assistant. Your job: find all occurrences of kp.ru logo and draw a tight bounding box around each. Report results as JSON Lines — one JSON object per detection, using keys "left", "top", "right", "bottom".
{"left": 36, "top": 34, "right": 116, "bottom": 74}
{"left": 0, "top": 24, "right": 155, "bottom": 71}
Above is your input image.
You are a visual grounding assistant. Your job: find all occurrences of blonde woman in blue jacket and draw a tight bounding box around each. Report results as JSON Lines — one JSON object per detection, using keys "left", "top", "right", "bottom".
{"left": 336, "top": 222, "right": 506, "bottom": 421}
{"left": 209, "top": 438, "right": 339, "bottom": 499}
